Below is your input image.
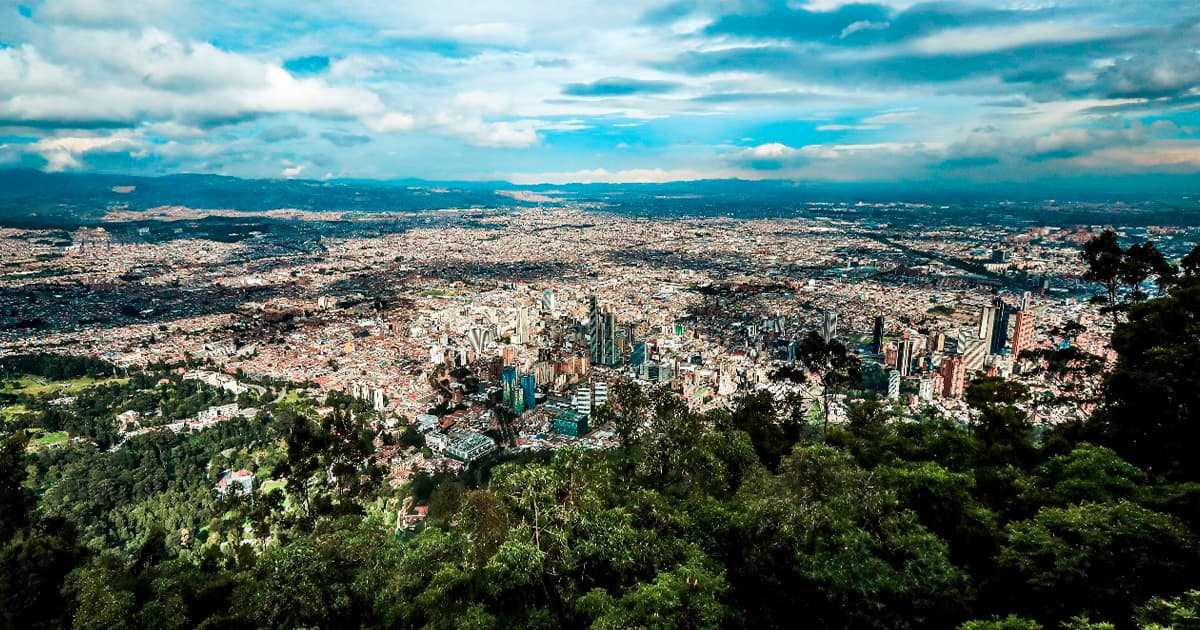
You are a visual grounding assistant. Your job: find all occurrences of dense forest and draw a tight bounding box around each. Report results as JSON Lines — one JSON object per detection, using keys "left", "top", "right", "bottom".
{"left": 2, "top": 232, "right": 1200, "bottom": 629}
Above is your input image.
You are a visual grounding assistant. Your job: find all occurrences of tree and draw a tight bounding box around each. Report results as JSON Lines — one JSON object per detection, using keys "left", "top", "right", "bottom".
{"left": 1081, "top": 231, "right": 1179, "bottom": 320}
{"left": 996, "top": 501, "right": 1200, "bottom": 624}
{"left": 1137, "top": 589, "right": 1200, "bottom": 629}
{"left": 1091, "top": 282, "right": 1200, "bottom": 479}
{"left": 1028, "top": 444, "right": 1144, "bottom": 506}
{"left": 960, "top": 615, "right": 1043, "bottom": 630}
{"left": 796, "top": 331, "right": 862, "bottom": 433}
{"left": 1081, "top": 229, "right": 1124, "bottom": 312}
{"left": 0, "top": 432, "right": 30, "bottom": 542}
{"left": 965, "top": 377, "right": 1034, "bottom": 469}
{"left": 734, "top": 445, "right": 970, "bottom": 628}
{"left": 724, "top": 390, "right": 798, "bottom": 471}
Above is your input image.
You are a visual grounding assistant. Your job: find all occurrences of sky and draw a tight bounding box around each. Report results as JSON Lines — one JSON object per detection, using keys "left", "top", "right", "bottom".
{"left": 0, "top": 0, "right": 1198, "bottom": 186}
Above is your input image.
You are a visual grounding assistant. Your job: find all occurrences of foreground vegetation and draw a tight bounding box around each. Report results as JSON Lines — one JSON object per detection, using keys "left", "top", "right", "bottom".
{"left": 1, "top": 234, "right": 1199, "bottom": 629}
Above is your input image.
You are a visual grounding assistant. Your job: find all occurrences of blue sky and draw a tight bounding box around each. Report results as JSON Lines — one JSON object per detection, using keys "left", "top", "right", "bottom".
{"left": 0, "top": 0, "right": 1197, "bottom": 185}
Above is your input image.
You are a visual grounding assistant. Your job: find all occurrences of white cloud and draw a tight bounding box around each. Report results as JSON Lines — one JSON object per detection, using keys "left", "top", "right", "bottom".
{"left": 37, "top": 0, "right": 174, "bottom": 28}
{"left": 366, "top": 112, "right": 417, "bottom": 133}
{"left": 840, "top": 20, "right": 889, "bottom": 39}
{"left": 29, "top": 132, "right": 141, "bottom": 171}
{"left": 0, "top": 28, "right": 385, "bottom": 127}
{"left": 816, "top": 124, "right": 884, "bottom": 131}
{"left": 899, "top": 22, "right": 1116, "bottom": 56}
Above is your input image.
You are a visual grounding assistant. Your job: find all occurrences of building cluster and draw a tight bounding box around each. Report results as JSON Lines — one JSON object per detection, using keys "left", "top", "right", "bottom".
{"left": 1, "top": 202, "right": 1166, "bottom": 475}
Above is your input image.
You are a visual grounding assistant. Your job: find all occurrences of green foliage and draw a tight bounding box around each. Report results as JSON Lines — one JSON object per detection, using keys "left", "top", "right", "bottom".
{"left": 1029, "top": 444, "right": 1144, "bottom": 506}
{"left": 1092, "top": 281, "right": 1200, "bottom": 479}
{"left": 1137, "top": 589, "right": 1200, "bottom": 629}
{"left": 997, "top": 501, "right": 1200, "bottom": 623}
{"left": 960, "top": 615, "right": 1043, "bottom": 629}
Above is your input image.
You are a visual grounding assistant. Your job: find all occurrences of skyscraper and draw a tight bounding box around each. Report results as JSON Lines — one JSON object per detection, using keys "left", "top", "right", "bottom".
{"left": 821, "top": 310, "right": 838, "bottom": 343}
{"left": 990, "top": 299, "right": 1011, "bottom": 355}
{"left": 897, "top": 336, "right": 915, "bottom": 377}
{"left": 587, "top": 296, "right": 620, "bottom": 367}
{"left": 501, "top": 365, "right": 518, "bottom": 407}
{"left": 978, "top": 305, "right": 997, "bottom": 352}
{"left": 520, "top": 374, "right": 536, "bottom": 411}
{"left": 467, "top": 327, "right": 492, "bottom": 357}
{"left": 514, "top": 308, "right": 530, "bottom": 345}
{"left": 631, "top": 341, "right": 647, "bottom": 367}
{"left": 871, "top": 314, "right": 885, "bottom": 354}
{"left": 939, "top": 355, "right": 966, "bottom": 399}
{"left": 963, "top": 336, "right": 988, "bottom": 372}
{"left": 888, "top": 369, "right": 902, "bottom": 400}
{"left": 1012, "top": 309, "right": 1036, "bottom": 358}
{"left": 926, "top": 331, "right": 945, "bottom": 353}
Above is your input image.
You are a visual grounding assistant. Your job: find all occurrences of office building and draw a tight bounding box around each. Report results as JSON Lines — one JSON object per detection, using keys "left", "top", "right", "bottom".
{"left": 888, "top": 369, "right": 901, "bottom": 400}
{"left": 631, "top": 341, "right": 647, "bottom": 367}
{"left": 918, "top": 378, "right": 934, "bottom": 401}
{"left": 520, "top": 374, "right": 536, "bottom": 411}
{"left": 501, "top": 365, "right": 518, "bottom": 408}
{"left": 445, "top": 432, "right": 496, "bottom": 462}
{"left": 939, "top": 355, "right": 966, "bottom": 399}
{"left": 871, "top": 314, "right": 885, "bottom": 354}
{"left": 990, "top": 299, "right": 1011, "bottom": 355}
{"left": 593, "top": 381, "right": 609, "bottom": 409}
{"left": 821, "top": 310, "right": 838, "bottom": 343}
{"left": 926, "top": 331, "right": 945, "bottom": 353}
{"left": 963, "top": 336, "right": 988, "bottom": 372}
{"left": 588, "top": 296, "right": 621, "bottom": 367}
{"left": 553, "top": 410, "right": 589, "bottom": 437}
{"left": 897, "top": 335, "right": 915, "bottom": 377}
{"left": 1012, "top": 309, "right": 1036, "bottom": 358}
{"left": 978, "top": 305, "right": 997, "bottom": 352}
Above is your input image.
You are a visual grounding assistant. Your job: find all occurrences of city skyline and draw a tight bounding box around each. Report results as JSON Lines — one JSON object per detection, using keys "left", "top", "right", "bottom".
{"left": 0, "top": 0, "right": 1198, "bottom": 188}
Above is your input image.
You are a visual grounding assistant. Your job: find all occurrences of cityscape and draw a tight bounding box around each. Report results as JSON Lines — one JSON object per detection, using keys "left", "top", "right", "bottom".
{"left": 7, "top": 189, "right": 1189, "bottom": 475}
{"left": 3, "top": 0, "right": 1200, "bottom": 628}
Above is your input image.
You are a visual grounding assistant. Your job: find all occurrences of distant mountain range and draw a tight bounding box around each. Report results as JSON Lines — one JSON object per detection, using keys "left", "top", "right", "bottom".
{"left": 0, "top": 169, "right": 1196, "bottom": 226}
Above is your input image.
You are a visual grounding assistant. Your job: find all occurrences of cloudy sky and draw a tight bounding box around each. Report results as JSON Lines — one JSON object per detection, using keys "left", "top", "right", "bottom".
{"left": 0, "top": 0, "right": 1198, "bottom": 185}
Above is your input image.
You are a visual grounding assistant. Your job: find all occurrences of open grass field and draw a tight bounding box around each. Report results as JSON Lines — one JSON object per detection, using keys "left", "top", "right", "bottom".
{"left": 0, "top": 375, "right": 128, "bottom": 396}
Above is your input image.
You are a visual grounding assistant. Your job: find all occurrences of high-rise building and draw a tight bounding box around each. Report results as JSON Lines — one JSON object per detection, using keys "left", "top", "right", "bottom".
{"left": 939, "top": 355, "right": 966, "bottom": 399}
{"left": 593, "top": 382, "right": 609, "bottom": 408}
{"left": 572, "top": 388, "right": 592, "bottom": 418}
{"left": 963, "top": 336, "right": 988, "bottom": 372}
{"left": 897, "top": 334, "right": 915, "bottom": 377}
{"left": 467, "top": 327, "right": 492, "bottom": 357}
{"left": 871, "top": 315, "right": 885, "bottom": 354}
{"left": 978, "top": 306, "right": 997, "bottom": 351}
{"left": 926, "top": 331, "right": 945, "bottom": 353}
{"left": 918, "top": 378, "right": 934, "bottom": 401}
{"left": 520, "top": 374, "right": 536, "bottom": 411}
{"left": 888, "top": 369, "right": 902, "bottom": 400}
{"left": 1012, "top": 309, "right": 1036, "bottom": 359}
{"left": 990, "top": 299, "right": 1011, "bottom": 355}
{"left": 501, "top": 366, "right": 518, "bottom": 407}
{"left": 587, "top": 296, "right": 620, "bottom": 367}
{"left": 631, "top": 341, "right": 647, "bottom": 367}
{"left": 514, "top": 308, "right": 530, "bottom": 345}
{"left": 822, "top": 310, "right": 838, "bottom": 343}
{"left": 542, "top": 289, "right": 556, "bottom": 312}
